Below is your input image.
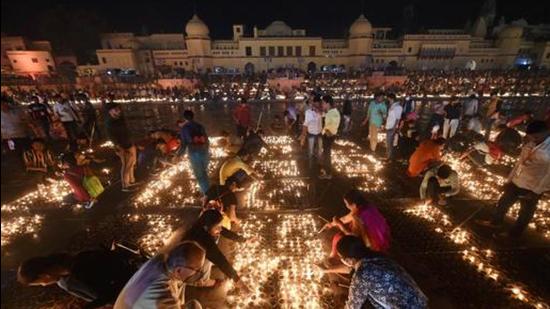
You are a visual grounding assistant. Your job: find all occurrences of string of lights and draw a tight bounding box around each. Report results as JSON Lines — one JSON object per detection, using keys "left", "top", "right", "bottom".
{"left": 404, "top": 202, "right": 548, "bottom": 308}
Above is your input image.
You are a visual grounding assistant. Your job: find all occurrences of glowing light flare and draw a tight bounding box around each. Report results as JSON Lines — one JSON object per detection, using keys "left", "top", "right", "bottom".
{"left": 1, "top": 215, "right": 43, "bottom": 247}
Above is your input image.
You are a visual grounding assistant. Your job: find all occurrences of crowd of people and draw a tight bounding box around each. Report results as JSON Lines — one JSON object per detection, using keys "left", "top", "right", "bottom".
{"left": 2, "top": 68, "right": 550, "bottom": 309}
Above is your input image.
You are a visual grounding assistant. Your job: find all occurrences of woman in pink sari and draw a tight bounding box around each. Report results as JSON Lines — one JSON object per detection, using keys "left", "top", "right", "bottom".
{"left": 324, "top": 190, "right": 391, "bottom": 262}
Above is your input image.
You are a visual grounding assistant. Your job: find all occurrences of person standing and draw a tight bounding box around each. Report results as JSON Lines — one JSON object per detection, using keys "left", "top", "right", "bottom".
{"left": 463, "top": 94, "right": 480, "bottom": 133}
{"left": 483, "top": 92, "right": 502, "bottom": 141}
{"left": 105, "top": 103, "right": 137, "bottom": 192}
{"left": 82, "top": 98, "right": 99, "bottom": 141}
{"left": 402, "top": 95, "right": 415, "bottom": 118}
{"left": 53, "top": 98, "right": 80, "bottom": 143}
{"left": 478, "top": 121, "right": 550, "bottom": 238}
{"left": 233, "top": 98, "right": 251, "bottom": 139}
{"left": 464, "top": 95, "right": 479, "bottom": 118}
{"left": 335, "top": 236, "right": 428, "bottom": 309}
{"left": 362, "top": 92, "right": 387, "bottom": 153}
{"left": 442, "top": 98, "right": 461, "bottom": 139}
{"left": 320, "top": 95, "right": 340, "bottom": 179}
{"left": 178, "top": 110, "right": 210, "bottom": 194}
{"left": 300, "top": 98, "right": 323, "bottom": 169}
{"left": 114, "top": 242, "right": 205, "bottom": 309}
{"left": 429, "top": 101, "right": 445, "bottom": 139}
{"left": 342, "top": 99, "right": 353, "bottom": 135}
{"left": 384, "top": 93, "right": 403, "bottom": 161}
{"left": 28, "top": 96, "right": 52, "bottom": 140}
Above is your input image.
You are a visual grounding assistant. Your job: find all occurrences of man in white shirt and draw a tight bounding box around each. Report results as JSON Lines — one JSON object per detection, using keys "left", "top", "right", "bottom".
{"left": 54, "top": 98, "right": 80, "bottom": 142}
{"left": 462, "top": 94, "right": 479, "bottom": 117}
{"left": 300, "top": 98, "right": 323, "bottom": 169}
{"left": 478, "top": 121, "right": 550, "bottom": 238}
{"left": 114, "top": 241, "right": 205, "bottom": 309}
{"left": 384, "top": 93, "right": 403, "bottom": 161}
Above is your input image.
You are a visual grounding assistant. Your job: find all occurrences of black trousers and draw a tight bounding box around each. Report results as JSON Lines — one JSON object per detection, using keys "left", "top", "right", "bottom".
{"left": 491, "top": 182, "right": 541, "bottom": 237}
{"left": 322, "top": 135, "right": 335, "bottom": 174}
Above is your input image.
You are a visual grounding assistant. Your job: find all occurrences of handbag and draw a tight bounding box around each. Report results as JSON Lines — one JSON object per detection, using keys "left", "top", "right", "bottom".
{"left": 82, "top": 175, "right": 104, "bottom": 198}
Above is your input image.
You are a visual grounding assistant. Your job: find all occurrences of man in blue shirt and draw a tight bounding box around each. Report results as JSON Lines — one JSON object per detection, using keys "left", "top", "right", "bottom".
{"left": 362, "top": 92, "right": 388, "bottom": 153}
{"left": 177, "top": 110, "right": 210, "bottom": 194}
{"left": 337, "top": 235, "right": 428, "bottom": 309}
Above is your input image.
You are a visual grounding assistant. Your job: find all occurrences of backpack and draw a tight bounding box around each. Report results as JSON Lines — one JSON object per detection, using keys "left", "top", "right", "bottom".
{"left": 83, "top": 175, "right": 104, "bottom": 198}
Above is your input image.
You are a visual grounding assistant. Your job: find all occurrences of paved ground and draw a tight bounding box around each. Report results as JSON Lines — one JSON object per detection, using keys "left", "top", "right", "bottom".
{"left": 1, "top": 101, "right": 549, "bottom": 308}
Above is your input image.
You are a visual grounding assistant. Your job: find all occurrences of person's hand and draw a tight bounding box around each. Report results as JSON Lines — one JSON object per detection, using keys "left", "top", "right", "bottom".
{"left": 300, "top": 135, "right": 306, "bottom": 146}
{"left": 314, "top": 261, "right": 328, "bottom": 272}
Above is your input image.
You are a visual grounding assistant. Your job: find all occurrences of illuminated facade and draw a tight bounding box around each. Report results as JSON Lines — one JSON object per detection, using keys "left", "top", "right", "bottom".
{"left": 1, "top": 35, "right": 57, "bottom": 77}
{"left": 93, "top": 14, "right": 550, "bottom": 75}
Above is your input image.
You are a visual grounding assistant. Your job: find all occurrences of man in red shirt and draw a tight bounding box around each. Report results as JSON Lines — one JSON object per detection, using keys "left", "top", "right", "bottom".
{"left": 233, "top": 98, "right": 251, "bottom": 139}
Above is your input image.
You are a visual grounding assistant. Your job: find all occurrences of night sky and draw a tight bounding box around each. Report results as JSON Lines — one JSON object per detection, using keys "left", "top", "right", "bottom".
{"left": 3, "top": 0, "right": 549, "bottom": 38}
{"left": 1, "top": 0, "right": 549, "bottom": 62}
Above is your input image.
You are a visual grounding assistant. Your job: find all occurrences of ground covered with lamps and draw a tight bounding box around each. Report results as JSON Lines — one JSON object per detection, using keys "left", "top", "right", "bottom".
{"left": 1, "top": 102, "right": 549, "bottom": 309}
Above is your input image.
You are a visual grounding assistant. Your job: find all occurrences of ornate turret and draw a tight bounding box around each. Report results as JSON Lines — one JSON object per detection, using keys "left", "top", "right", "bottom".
{"left": 185, "top": 14, "right": 209, "bottom": 38}
{"left": 349, "top": 14, "right": 372, "bottom": 38}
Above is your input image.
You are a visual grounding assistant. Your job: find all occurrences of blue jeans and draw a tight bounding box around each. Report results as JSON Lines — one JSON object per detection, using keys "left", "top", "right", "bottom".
{"left": 189, "top": 149, "right": 210, "bottom": 194}
{"left": 386, "top": 128, "right": 397, "bottom": 159}
{"left": 307, "top": 134, "right": 322, "bottom": 168}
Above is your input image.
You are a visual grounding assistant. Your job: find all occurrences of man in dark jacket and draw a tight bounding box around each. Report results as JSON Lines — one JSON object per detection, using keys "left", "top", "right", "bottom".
{"left": 105, "top": 103, "right": 137, "bottom": 192}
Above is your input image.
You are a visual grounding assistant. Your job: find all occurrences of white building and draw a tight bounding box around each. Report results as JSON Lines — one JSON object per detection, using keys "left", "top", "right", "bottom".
{"left": 91, "top": 14, "right": 550, "bottom": 75}
{"left": 1, "top": 35, "right": 57, "bottom": 77}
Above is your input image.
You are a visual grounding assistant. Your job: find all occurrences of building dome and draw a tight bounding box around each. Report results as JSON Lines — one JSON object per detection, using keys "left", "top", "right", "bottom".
{"left": 349, "top": 14, "right": 372, "bottom": 37}
{"left": 264, "top": 21, "right": 292, "bottom": 36}
{"left": 185, "top": 14, "right": 209, "bottom": 38}
{"left": 497, "top": 25, "right": 523, "bottom": 39}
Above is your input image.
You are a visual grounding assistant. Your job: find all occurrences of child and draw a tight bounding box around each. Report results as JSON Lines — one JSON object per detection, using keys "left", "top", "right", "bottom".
{"left": 60, "top": 152, "right": 95, "bottom": 209}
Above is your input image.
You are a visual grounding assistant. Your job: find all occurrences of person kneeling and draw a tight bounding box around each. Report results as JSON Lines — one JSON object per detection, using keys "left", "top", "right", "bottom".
{"left": 319, "top": 190, "right": 391, "bottom": 274}
{"left": 336, "top": 236, "right": 428, "bottom": 309}
{"left": 165, "top": 209, "right": 250, "bottom": 292}
{"left": 59, "top": 152, "right": 96, "bottom": 209}
{"left": 219, "top": 151, "right": 263, "bottom": 186}
{"left": 420, "top": 164, "right": 460, "bottom": 206}
{"left": 114, "top": 242, "right": 205, "bottom": 309}
{"left": 204, "top": 178, "right": 241, "bottom": 226}
{"left": 18, "top": 248, "right": 135, "bottom": 308}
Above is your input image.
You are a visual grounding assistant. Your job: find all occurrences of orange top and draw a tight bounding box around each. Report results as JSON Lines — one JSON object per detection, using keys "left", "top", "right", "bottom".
{"left": 407, "top": 140, "right": 442, "bottom": 177}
